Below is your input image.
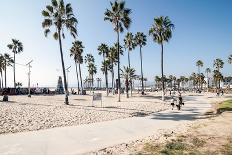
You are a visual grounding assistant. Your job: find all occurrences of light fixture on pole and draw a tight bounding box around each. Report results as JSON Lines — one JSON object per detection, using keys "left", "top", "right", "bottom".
{"left": 26, "top": 60, "right": 33, "bottom": 97}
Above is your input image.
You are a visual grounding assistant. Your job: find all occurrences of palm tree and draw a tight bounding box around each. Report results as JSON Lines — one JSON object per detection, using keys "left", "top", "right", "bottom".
{"left": 196, "top": 60, "right": 203, "bottom": 74}
{"left": 87, "top": 63, "right": 97, "bottom": 91}
{"left": 7, "top": 39, "right": 23, "bottom": 88}
{"left": 213, "top": 58, "right": 224, "bottom": 71}
{"left": 70, "top": 41, "right": 84, "bottom": 94}
{"left": 121, "top": 66, "right": 136, "bottom": 98}
{"left": 213, "top": 70, "right": 223, "bottom": 89}
{"left": 15, "top": 82, "right": 22, "bottom": 88}
{"left": 0, "top": 55, "right": 4, "bottom": 88}
{"left": 190, "top": 72, "right": 197, "bottom": 90}
{"left": 155, "top": 76, "right": 161, "bottom": 89}
{"left": 104, "top": 1, "right": 131, "bottom": 102}
{"left": 205, "top": 68, "right": 211, "bottom": 90}
{"left": 168, "top": 75, "right": 173, "bottom": 89}
{"left": 149, "top": 16, "right": 174, "bottom": 101}
{"left": 228, "top": 54, "right": 232, "bottom": 64}
{"left": 134, "top": 32, "right": 147, "bottom": 95}
{"left": 42, "top": 0, "right": 78, "bottom": 104}
{"left": 85, "top": 54, "right": 96, "bottom": 91}
{"left": 124, "top": 32, "right": 135, "bottom": 96}
{"left": 3, "top": 53, "right": 14, "bottom": 88}
{"left": 98, "top": 43, "right": 109, "bottom": 96}
{"left": 213, "top": 58, "right": 224, "bottom": 90}
{"left": 108, "top": 46, "right": 117, "bottom": 94}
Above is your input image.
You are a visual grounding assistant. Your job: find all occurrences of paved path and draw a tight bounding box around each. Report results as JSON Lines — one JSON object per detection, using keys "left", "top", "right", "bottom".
{"left": 0, "top": 95, "right": 212, "bottom": 155}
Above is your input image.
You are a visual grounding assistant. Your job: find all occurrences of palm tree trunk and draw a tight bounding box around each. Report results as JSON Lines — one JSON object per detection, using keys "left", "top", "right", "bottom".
{"left": 1, "top": 72, "right": 3, "bottom": 88}
{"left": 139, "top": 46, "right": 144, "bottom": 95}
{"left": 58, "top": 29, "right": 69, "bottom": 105}
{"left": 111, "top": 65, "right": 115, "bottom": 95}
{"left": 161, "top": 43, "right": 165, "bottom": 101}
{"left": 126, "top": 78, "right": 129, "bottom": 98}
{"left": 78, "top": 63, "right": 83, "bottom": 93}
{"left": 5, "top": 60, "right": 7, "bottom": 88}
{"left": 13, "top": 52, "right": 16, "bottom": 88}
{"left": 117, "top": 29, "right": 121, "bottom": 101}
{"left": 92, "top": 74, "right": 94, "bottom": 92}
{"left": 128, "top": 50, "right": 132, "bottom": 97}
{"left": 105, "top": 69, "right": 109, "bottom": 95}
{"left": 103, "top": 54, "right": 109, "bottom": 96}
{"left": 75, "top": 62, "right": 80, "bottom": 94}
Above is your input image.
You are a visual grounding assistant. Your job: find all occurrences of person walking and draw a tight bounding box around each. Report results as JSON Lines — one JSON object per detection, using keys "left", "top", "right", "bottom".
{"left": 171, "top": 97, "right": 175, "bottom": 110}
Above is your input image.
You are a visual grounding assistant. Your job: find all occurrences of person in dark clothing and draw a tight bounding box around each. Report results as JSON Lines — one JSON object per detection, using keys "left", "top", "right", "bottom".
{"left": 171, "top": 97, "right": 175, "bottom": 110}
{"left": 221, "top": 90, "right": 224, "bottom": 96}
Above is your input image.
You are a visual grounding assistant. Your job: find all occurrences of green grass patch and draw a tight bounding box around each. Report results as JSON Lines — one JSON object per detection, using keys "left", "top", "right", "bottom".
{"left": 218, "top": 100, "right": 232, "bottom": 113}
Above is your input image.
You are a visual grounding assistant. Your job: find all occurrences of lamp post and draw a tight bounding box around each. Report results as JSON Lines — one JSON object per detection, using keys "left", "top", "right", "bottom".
{"left": 26, "top": 60, "right": 33, "bottom": 97}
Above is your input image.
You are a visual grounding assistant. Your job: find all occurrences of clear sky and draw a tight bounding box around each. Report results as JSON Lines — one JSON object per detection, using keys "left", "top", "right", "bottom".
{"left": 0, "top": 0, "right": 231, "bottom": 87}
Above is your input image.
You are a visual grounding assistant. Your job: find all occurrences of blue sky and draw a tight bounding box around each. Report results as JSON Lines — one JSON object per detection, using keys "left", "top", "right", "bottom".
{"left": 0, "top": 0, "right": 231, "bottom": 87}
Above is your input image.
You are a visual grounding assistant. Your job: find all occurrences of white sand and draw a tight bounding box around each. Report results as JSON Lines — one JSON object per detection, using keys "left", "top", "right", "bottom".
{"left": 0, "top": 91, "right": 168, "bottom": 134}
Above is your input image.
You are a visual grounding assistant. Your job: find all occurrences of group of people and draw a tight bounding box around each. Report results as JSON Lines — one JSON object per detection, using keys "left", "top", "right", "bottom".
{"left": 170, "top": 92, "right": 184, "bottom": 110}
{"left": 216, "top": 89, "right": 224, "bottom": 96}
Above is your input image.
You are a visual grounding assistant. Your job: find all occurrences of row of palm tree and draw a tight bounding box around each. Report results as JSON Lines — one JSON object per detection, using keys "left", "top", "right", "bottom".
{"left": 0, "top": 54, "right": 14, "bottom": 88}
{"left": 104, "top": 1, "right": 174, "bottom": 101}
{"left": 70, "top": 41, "right": 84, "bottom": 94}
{"left": 0, "top": 39, "right": 22, "bottom": 91}
{"left": 85, "top": 54, "right": 97, "bottom": 91}
{"left": 40, "top": 0, "right": 228, "bottom": 104}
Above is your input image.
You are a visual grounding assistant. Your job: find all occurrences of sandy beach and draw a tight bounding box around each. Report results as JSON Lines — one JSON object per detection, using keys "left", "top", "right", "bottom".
{"left": 0, "top": 91, "right": 169, "bottom": 134}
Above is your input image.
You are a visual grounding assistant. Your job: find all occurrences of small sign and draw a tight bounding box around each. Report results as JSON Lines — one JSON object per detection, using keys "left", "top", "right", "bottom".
{"left": 92, "top": 93, "right": 102, "bottom": 107}
{"left": 93, "top": 93, "right": 102, "bottom": 101}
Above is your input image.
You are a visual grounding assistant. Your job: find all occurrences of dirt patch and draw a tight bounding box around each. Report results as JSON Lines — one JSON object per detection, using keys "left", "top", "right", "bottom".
{"left": 135, "top": 111, "right": 232, "bottom": 155}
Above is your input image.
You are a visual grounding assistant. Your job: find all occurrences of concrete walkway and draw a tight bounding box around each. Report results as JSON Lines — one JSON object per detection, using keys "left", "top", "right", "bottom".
{"left": 0, "top": 95, "right": 212, "bottom": 155}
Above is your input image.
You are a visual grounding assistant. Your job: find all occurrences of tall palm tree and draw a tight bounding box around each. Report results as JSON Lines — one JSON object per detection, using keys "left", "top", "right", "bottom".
{"left": 205, "top": 68, "right": 211, "bottom": 90}
{"left": 213, "top": 58, "right": 224, "bottom": 90}
{"left": 3, "top": 53, "right": 14, "bottom": 88}
{"left": 213, "top": 70, "right": 223, "bottom": 89}
{"left": 196, "top": 60, "right": 203, "bottom": 74}
{"left": 42, "top": 0, "right": 78, "bottom": 104}
{"left": 213, "top": 58, "right": 224, "bottom": 71}
{"left": 121, "top": 66, "right": 136, "bottom": 98}
{"left": 87, "top": 63, "right": 97, "bottom": 90}
{"left": 228, "top": 54, "right": 232, "bottom": 64}
{"left": 7, "top": 39, "right": 23, "bottom": 88}
{"left": 70, "top": 40, "right": 84, "bottom": 94}
{"left": 134, "top": 32, "right": 147, "bottom": 95}
{"left": 85, "top": 54, "right": 96, "bottom": 91}
{"left": 149, "top": 16, "right": 174, "bottom": 101}
{"left": 98, "top": 43, "right": 109, "bottom": 96}
{"left": 108, "top": 46, "right": 117, "bottom": 94}
{"left": 124, "top": 32, "right": 135, "bottom": 96}
{"left": 190, "top": 72, "right": 197, "bottom": 90}
{"left": 104, "top": 0, "right": 131, "bottom": 102}
{"left": 155, "top": 76, "right": 161, "bottom": 89}
{"left": 0, "top": 55, "right": 4, "bottom": 88}
{"left": 168, "top": 75, "right": 173, "bottom": 89}
{"left": 76, "top": 48, "right": 84, "bottom": 93}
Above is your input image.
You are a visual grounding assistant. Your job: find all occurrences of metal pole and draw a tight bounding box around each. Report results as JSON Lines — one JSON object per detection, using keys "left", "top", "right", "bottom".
{"left": 26, "top": 60, "right": 33, "bottom": 97}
